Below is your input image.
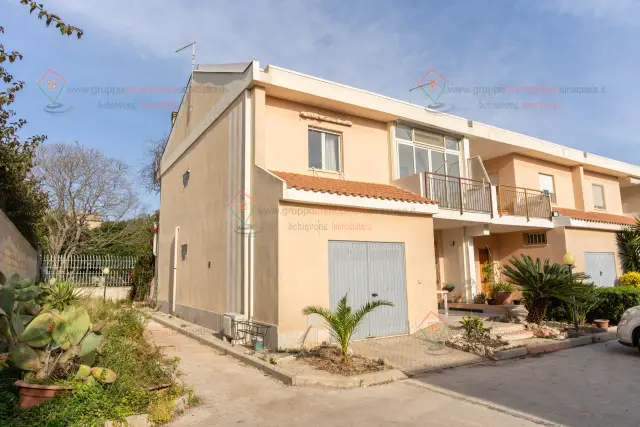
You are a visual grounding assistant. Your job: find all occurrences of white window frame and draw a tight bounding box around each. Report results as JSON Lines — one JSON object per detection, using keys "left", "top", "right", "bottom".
{"left": 308, "top": 128, "right": 342, "bottom": 173}
{"left": 395, "top": 127, "right": 460, "bottom": 178}
{"left": 592, "top": 183, "right": 606, "bottom": 210}
{"left": 538, "top": 173, "right": 556, "bottom": 204}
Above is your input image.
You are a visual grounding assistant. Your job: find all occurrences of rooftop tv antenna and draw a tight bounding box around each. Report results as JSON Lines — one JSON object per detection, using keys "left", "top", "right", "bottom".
{"left": 175, "top": 41, "right": 196, "bottom": 111}
{"left": 175, "top": 41, "right": 196, "bottom": 78}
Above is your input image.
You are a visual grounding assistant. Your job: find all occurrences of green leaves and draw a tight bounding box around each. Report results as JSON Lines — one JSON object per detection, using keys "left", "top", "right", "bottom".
{"left": 62, "top": 306, "right": 90, "bottom": 346}
{"left": 79, "top": 332, "right": 102, "bottom": 357}
{"left": 10, "top": 342, "right": 41, "bottom": 371}
{"left": 302, "top": 294, "right": 393, "bottom": 364}
{"left": 503, "top": 255, "right": 589, "bottom": 323}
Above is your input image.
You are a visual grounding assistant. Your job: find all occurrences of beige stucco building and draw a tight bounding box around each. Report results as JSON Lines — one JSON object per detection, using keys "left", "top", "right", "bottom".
{"left": 158, "top": 61, "right": 640, "bottom": 348}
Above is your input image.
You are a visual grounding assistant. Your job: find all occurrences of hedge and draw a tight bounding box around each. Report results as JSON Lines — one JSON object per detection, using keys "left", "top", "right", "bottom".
{"left": 546, "top": 287, "right": 640, "bottom": 325}
{"left": 588, "top": 287, "right": 640, "bottom": 325}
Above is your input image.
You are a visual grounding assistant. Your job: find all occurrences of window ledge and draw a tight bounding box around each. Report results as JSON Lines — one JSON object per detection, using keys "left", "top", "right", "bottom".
{"left": 309, "top": 168, "right": 342, "bottom": 175}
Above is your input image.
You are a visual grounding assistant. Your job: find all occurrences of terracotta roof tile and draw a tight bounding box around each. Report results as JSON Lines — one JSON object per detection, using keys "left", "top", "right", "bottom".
{"left": 554, "top": 207, "right": 636, "bottom": 226}
{"left": 270, "top": 171, "right": 437, "bottom": 205}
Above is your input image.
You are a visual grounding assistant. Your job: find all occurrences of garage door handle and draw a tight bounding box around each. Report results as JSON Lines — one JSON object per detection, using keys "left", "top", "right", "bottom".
{"left": 372, "top": 293, "right": 378, "bottom": 298}
{"left": 600, "top": 271, "right": 603, "bottom": 276}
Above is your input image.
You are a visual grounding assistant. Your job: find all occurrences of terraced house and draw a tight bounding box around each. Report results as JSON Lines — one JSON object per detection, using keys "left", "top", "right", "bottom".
{"left": 157, "top": 61, "right": 640, "bottom": 348}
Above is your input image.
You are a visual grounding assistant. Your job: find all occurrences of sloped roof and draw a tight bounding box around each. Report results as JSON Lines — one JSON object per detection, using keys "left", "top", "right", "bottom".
{"left": 270, "top": 171, "right": 437, "bottom": 205}
{"left": 554, "top": 207, "right": 636, "bottom": 226}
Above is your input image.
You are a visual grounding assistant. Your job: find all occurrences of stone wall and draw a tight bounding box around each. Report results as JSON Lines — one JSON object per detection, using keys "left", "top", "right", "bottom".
{"left": 0, "top": 208, "right": 38, "bottom": 280}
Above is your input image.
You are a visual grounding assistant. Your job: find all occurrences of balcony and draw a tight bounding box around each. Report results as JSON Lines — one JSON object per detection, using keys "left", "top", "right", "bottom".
{"left": 423, "top": 172, "right": 492, "bottom": 215}
{"left": 496, "top": 185, "right": 552, "bottom": 220}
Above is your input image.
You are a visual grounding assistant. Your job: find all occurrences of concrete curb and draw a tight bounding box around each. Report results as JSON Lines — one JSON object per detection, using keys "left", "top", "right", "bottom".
{"left": 493, "top": 331, "right": 617, "bottom": 360}
{"left": 149, "top": 313, "right": 405, "bottom": 389}
{"left": 150, "top": 313, "right": 295, "bottom": 385}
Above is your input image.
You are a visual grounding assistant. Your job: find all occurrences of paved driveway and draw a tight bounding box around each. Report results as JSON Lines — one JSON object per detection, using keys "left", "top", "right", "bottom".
{"left": 414, "top": 340, "right": 640, "bottom": 427}
{"left": 147, "top": 322, "right": 541, "bottom": 427}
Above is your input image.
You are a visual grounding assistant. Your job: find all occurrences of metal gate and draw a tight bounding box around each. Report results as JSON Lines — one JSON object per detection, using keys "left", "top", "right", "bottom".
{"left": 584, "top": 252, "right": 616, "bottom": 287}
{"left": 328, "top": 241, "right": 408, "bottom": 339}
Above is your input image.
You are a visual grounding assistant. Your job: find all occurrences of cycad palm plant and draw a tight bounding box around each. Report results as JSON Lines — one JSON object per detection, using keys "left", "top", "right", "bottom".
{"left": 502, "top": 255, "right": 587, "bottom": 324}
{"left": 616, "top": 222, "right": 640, "bottom": 273}
{"left": 302, "top": 294, "right": 393, "bottom": 364}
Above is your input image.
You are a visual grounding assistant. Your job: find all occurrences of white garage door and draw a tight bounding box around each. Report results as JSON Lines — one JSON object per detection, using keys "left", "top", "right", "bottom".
{"left": 584, "top": 252, "right": 616, "bottom": 287}
{"left": 328, "top": 241, "right": 409, "bottom": 339}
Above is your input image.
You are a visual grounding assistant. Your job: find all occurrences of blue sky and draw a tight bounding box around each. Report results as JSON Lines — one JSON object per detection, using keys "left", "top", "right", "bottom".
{"left": 4, "top": 0, "right": 640, "bottom": 210}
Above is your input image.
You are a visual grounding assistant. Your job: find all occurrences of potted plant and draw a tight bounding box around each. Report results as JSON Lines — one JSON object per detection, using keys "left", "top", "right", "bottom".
{"left": 9, "top": 305, "right": 117, "bottom": 408}
{"left": 0, "top": 273, "right": 117, "bottom": 408}
{"left": 443, "top": 283, "right": 455, "bottom": 294}
{"left": 490, "top": 282, "right": 516, "bottom": 305}
{"left": 594, "top": 319, "right": 609, "bottom": 329}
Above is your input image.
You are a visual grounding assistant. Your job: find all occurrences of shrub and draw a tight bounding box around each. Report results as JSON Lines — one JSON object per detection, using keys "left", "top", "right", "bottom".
{"left": 460, "top": 316, "right": 485, "bottom": 340}
{"left": 38, "top": 279, "right": 85, "bottom": 311}
{"left": 491, "top": 282, "right": 515, "bottom": 292}
{"left": 129, "top": 251, "right": 154, "bottom": 302}
{"left": 588, "top": 287, "right": 640, "bottom": 325}
{"left": 619, "top": 272, "right": 640, "bottom": 288}
{"left": 0, "top": 298, "right": 181, "bottom": 426}
{"left": 473, "top": 292, "right": 487, "bottom": 304}
{"left": 503, "top": 255, "right": 587, "bottom": 323}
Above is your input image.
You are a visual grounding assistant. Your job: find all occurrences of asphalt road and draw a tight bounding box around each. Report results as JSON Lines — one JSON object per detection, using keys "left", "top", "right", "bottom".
{"left": 415, "top": 340, "right": 640, "bottom": 427}
{"left": 148, "top": 321, "right": 640, "bottom": 427}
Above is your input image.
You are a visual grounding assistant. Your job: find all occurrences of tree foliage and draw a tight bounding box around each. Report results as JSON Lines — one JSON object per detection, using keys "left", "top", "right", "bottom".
{"left": 616, "top": 220, "right": 640, "bottom": 273}
{"left": 35, "top": 143, "right": 141, "bottom": 272}
{"left": 139, "top": 134, "right": 168, "bottom": 194}
{"left": 0, "top": 3, "right": 83, "bottom": 247}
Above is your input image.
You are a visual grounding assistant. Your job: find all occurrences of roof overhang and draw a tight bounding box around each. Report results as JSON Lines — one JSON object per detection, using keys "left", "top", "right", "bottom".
{"left": 255, "top": 64, "right": 640, "bottom": 181}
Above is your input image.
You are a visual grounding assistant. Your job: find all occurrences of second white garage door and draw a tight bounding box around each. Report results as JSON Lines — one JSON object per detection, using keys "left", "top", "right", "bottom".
{"left": 328, "top": 241, "right": 409, "bottom": 339}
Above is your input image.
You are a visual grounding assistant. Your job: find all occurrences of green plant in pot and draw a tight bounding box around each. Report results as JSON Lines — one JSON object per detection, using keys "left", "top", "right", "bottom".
{"left": 38, "top": 278, "right": 86, "bottom": 311}
{"left": 443, "top": 283, "right": 455, "bottom": 293}
{"left": 6, "top": 304, "right": 117, "bottom": 408}
{"left": 490, "top": 282, "right": 515, "bottom": 305}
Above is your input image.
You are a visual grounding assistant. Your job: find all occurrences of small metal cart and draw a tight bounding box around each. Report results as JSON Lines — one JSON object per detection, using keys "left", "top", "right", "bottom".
{"left": 233, "top": 319, "right": 272, "bottom": 349}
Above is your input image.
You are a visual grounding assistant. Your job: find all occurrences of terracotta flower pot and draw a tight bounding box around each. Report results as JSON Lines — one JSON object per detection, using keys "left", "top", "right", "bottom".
{"left": 594, "top": 319, "right": 609, "bottom": 329}
{"left": 493, "top": 291, "right": 512, "bottom": 305}
{"left": 14, "top": 380, "right": 74, "bottom": 409}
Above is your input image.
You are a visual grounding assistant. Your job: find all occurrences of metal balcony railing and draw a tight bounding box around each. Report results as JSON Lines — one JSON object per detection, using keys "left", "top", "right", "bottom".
{"left": 497, "top": 185, "right": 552, "bottom": 220}
{"left": 424, "top": 172, "right": 492, "bottom": 215}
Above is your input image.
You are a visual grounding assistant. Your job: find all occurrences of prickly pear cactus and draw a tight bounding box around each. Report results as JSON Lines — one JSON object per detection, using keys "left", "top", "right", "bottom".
{"left": 75, "top": 364, "right": 118, "bottom": 385}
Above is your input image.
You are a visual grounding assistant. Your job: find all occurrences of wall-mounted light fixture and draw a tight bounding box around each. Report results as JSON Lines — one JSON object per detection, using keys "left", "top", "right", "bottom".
{"left": 182, "top": 169, "right": 190, "bottom": 187}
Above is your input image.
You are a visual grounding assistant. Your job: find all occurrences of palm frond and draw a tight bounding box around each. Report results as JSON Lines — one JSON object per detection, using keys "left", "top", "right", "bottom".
{"left": 301, "top": 293, "right": 393, "bottom": 364}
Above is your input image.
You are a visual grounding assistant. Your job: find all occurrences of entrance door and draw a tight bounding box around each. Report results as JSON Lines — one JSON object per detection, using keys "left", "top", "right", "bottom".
{"left": 584, "top": 252, "right": 616, "bottom": 287}
{"left": 478, "top": 248, "right": 490, "bottom": 293}
{"left": 328, "top": 241, "right": 409, "bottom": 339}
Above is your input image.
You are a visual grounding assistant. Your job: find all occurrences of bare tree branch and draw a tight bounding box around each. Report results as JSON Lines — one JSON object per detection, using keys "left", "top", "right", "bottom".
{"left": 138, "top": 134, "right": 168, "bottom": 194}
{"left": 35, "top": 142, "right": 141, "bottom": 272}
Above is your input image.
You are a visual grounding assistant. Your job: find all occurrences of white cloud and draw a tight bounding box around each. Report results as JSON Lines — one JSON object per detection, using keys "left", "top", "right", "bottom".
{"left": 47, "top": 0, "right": 640, "bottom": 163}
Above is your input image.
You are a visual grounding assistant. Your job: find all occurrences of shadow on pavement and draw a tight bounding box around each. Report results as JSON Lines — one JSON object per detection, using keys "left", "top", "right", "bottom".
{"left": 411, "top": 341, "right": 640, "bottom": 427}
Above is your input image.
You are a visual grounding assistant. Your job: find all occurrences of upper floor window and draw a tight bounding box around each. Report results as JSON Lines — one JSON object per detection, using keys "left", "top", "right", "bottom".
{"left": 538, "top": 173, "right": 557, "bottom": 204}
{"left": 395, "top": 125, "right": 460, "bottom": 178}
{"left": 592, "top": 183, "right": 606, "bottom": 210}
{"left": 308, "top": 129, "right": 341, "bottom": 172}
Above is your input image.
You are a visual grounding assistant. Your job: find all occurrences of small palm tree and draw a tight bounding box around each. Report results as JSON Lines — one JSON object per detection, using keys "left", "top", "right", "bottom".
{"left": 302, "top": 294, "right": 393, "bottom": 364}
{"left": 616, "top": 223, "right": 640, "bottom": 273}
{"left": 502, "top": 255, "right": 587, "bottom": 324}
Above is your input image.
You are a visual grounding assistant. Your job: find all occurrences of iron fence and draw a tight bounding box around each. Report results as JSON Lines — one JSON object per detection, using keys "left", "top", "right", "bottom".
{"left": 424, "top": 172, "right": 492, "bottom": 214}
{"left": 41, "top": 255, "right": 137, "bottom": 287}
{"left": 497, "top": 185, "right": 552, "bottom": 219}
